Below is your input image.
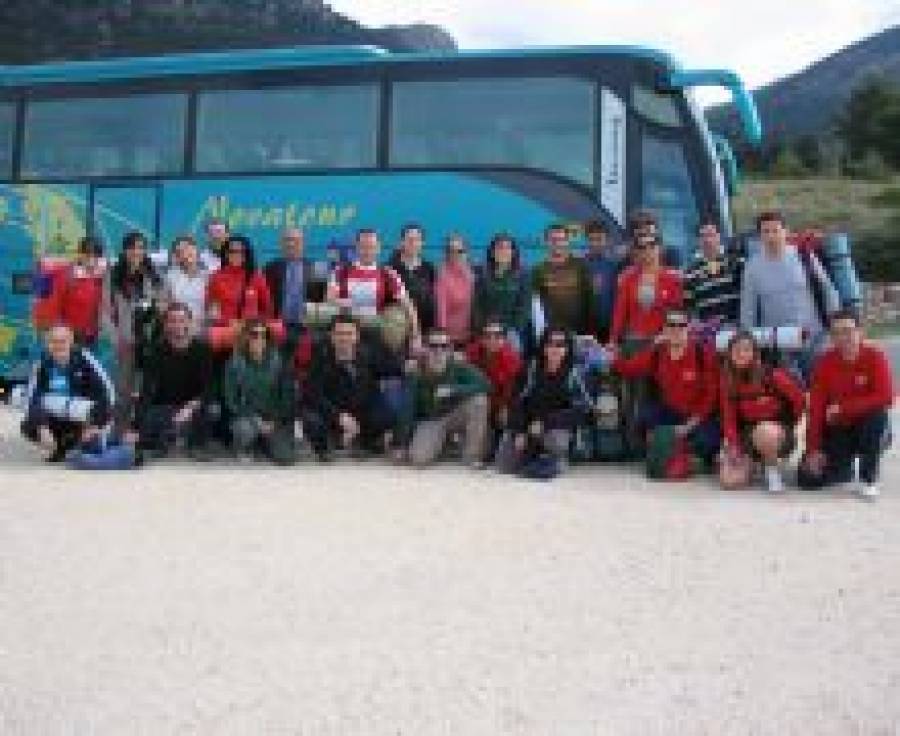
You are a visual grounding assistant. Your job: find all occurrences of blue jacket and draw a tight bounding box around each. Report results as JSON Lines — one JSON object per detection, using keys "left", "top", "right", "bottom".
{"left": 25, "top": 347, "right": 115, "bottom": 426}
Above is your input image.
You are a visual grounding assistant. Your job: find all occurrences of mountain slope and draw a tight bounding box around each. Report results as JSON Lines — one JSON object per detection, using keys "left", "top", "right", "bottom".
{"left": 707, "top": 26, "right": 900, "bottom": 146}
{"left": 0, "top": 0, "right": 456, "bottom": 64}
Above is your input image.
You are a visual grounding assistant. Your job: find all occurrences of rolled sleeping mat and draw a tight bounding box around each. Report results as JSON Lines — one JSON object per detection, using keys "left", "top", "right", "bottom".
{"left": 379, "top": 304, "right": 411, "bottom": 353}
{"left": 714, "top": 326, "right": 804, "bottom": 353}
{"left": 531, "top": 295, "right": 546, "bottom": 342}
{"left": 302, "top": 302, "right": 383, "bottom": 331}
{"left": 40, "top": 394, "right": 95, "bottom": 423}
{"left": 821, "top": 233, "right": 862, "bottom": 313}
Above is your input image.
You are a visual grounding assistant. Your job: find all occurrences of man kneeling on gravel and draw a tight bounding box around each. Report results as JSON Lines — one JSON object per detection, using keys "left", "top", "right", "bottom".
{"left": 403, "top": 328, "right": 490, "bottom": 468}
{"left": 21, "top": 323, "right": 114, "bottom": 462}
{"left": 128, "top": 302, "right": 216, "bottom": 460}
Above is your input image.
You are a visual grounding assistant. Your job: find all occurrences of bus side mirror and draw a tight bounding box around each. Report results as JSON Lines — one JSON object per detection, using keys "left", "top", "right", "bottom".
{"left": 713, "top": 134, "right": 740, "bottom": 197}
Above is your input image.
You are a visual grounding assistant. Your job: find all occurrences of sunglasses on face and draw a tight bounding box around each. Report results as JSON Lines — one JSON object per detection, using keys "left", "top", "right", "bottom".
{"left": 666, "top": 320, "right": 689, "bottom": 329}
{"left": 249, "top": 330, "right": 268, "bottom": 338}
{"left": 428, "top": 342, "right": 451, "bottom": 351}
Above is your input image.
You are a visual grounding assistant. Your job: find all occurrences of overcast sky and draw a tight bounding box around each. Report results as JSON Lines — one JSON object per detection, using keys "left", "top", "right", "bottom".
{"left": 330, "top": 0, "right": 899, "bottom": 105}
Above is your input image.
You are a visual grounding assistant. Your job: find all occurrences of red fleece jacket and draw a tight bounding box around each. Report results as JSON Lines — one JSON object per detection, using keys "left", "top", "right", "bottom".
{"left": 609, "top": 265, "right": 683, "bottom": 344}
{"left": 720, "top": 367, "right": 805, "bottom": 447}
{"left": 465, "top": 340, "right": 523, "bottom": 415}
{"left": 206, "top": 266, "right": 273, "bottom": 323}
{"left": 613, "top": 340, "right": 718, "bottom": 420}
{"left": 807, "top": 343, "right": 894, "bottom": 453}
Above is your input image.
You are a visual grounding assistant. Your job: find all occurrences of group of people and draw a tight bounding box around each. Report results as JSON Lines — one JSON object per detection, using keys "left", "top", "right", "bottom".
{"left": 20, "top": 208, "right": 894, "bottom": 497}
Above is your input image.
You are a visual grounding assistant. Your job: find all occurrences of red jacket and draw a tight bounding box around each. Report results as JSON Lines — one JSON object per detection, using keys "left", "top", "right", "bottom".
{"left": 465, "top": 340, "right": 523, "bottom": 415}
{"left": 807, "top": 343, "right": 894, "bottom": 453}
{"left": 59, "top": 265, "right": 104, "bottom": 340}
{"left": 613, "top": 339, "right": 718, "bottom": 420}
{"left": 206, "top": 266, "right": 273, "bottom": 323}
{"left": 609, "top": 265, "right": 683, "bottom": 344}
{"left": 720, "top": 367, "right": 805, "bottom": 447}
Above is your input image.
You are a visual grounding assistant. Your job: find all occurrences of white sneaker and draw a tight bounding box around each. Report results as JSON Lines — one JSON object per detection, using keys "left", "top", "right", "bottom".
{"left": 856, "top": 482, "right": 880, "bottom": 501}
{"left": 764, "top": 466, "right": 785, "bottom": 494}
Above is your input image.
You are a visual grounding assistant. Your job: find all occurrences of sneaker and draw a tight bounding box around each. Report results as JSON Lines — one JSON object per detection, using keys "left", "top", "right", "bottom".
{"left": 856, "top": 482, "right": 880, "bottom": 501}
{"left": 764, "top": 466, "right": 785, "bottom": 494}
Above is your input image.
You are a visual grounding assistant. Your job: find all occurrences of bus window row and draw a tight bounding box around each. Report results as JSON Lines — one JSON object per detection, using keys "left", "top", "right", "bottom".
{"left": 3, "top": 77, "right": 600, "bottom": 185}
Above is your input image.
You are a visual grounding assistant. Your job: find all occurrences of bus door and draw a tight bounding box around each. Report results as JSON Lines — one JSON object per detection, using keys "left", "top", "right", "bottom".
{"left": 89, "top": 182, "right": 162, "bottom": 259}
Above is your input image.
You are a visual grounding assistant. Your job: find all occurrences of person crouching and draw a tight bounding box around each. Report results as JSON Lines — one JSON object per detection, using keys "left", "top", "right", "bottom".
{"left": 221, "top": 319, "right": 297, "bottom": 465}
{"left": 496, "top": 328, "right": 592, "bottom": 476}
{"left": 21, "top": 324, "right": 114, "bottom": 462}
{"left": 612, "top": 308, "right": 721, "bottom": 468}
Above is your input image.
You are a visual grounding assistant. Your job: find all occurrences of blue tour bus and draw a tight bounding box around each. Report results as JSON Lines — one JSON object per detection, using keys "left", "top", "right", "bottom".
{"left": 0, "top": 44, "right": 761, "bottom": 381}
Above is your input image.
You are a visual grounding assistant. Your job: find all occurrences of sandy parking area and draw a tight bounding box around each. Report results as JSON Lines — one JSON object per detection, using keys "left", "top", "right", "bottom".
{"left": 1, "top": 405, "right": 898, "bottom": 735}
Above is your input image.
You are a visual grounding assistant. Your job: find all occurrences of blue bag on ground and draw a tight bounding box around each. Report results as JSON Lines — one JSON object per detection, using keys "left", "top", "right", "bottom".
{"left": 67, "top": 437, "right": 137, "bottom": 470}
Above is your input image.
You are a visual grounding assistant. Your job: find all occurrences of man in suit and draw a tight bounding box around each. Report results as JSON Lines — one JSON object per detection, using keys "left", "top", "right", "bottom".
{"left": 263, "top": 227, "right": 321, "bottom": 347}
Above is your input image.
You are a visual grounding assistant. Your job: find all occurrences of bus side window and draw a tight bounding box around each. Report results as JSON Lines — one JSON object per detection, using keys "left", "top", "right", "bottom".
{"left": 641, "top": 134, "right": 698, "bottom": 262}
{"left": 21, "top": 94, "right": 186, "bottom": 179}
{"left": 195, "top": 85, "right": 378, "bottom": 174}
{"left": 0, "top": 103, "right": 13, "bottom": 179}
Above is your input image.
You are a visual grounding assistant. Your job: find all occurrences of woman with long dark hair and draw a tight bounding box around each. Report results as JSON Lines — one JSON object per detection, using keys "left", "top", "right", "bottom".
{"left": 472, "top": 232, "right": 530, "bottom": 353}
{"left": 205, "top": 234, "right": 273, "bottom": 328}
{"left": 103, "top": 230, "right": 163, "bottom": 425}
{"left": 496, "top": 327, "right": 592, "bottom": 475}
{"left": 719, "top": 331, "right": 805, "bottom": 493}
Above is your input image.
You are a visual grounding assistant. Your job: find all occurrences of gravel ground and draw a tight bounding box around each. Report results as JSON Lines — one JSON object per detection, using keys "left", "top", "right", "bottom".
{"left": 1, "top": 406, "right": 898, "bottom": 736}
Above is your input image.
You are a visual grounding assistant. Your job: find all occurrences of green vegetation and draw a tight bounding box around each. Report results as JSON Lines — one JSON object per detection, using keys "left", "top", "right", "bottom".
{"left": 732, "top": 175, "right": 900, "bottom": 282}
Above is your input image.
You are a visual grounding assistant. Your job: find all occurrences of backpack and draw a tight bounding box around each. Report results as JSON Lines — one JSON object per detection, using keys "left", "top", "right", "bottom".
{"left": 797, "top": 248, "right": 832, "bottom": 329}
{"left": 646, "top": 425, "right": 703, "bottom": 481}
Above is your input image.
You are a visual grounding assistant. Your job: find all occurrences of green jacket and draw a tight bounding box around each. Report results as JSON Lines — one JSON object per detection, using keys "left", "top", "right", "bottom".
{"left": 410, "top": 360, "right": 490, "bottom": 422}
{"left": 473, "top": 268, "right": 530, "bottom": 333}
{"left": 222, "top": 349, "right": 294, "bottom": 421}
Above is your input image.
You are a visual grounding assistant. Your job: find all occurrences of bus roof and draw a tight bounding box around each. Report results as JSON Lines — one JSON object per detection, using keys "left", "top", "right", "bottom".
{"left": 0, "top": 44, "right": 677, "bottom": 87}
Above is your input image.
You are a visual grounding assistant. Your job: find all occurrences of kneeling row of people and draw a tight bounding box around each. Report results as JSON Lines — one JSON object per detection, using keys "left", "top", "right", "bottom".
{"left": 22, "top": 303, "right": 893, "bottom": 496}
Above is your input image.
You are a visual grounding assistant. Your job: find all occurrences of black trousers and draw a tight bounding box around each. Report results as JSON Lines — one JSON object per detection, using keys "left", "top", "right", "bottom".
{"left": 136, "top": 403, "right": 212, "bottom": 452}
{"left": 303, "top": 397, "right": 396, "bottom": 454}
{"left": 21, "top": 413, "right": 82, "bottom": 454}
{"left": 798, "top": 409, "right": 892, "bottom": 488}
